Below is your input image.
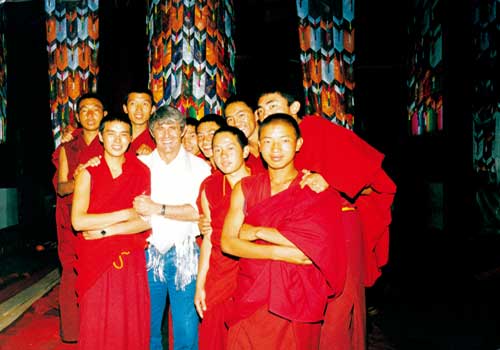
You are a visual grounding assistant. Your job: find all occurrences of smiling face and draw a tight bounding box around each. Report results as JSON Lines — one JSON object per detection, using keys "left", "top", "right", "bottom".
{"left": 225, "top": 101, "right": 257, "bottom": 138}
{"left": 77, "top": 98, "right": 106, "bottom": 131}
{"left": 212, "top": 131, "right": 248, "bottom": 175}
{"left": 258, "top": 120, "right": 302, "bottom": 170}
{"left": 151, "top": 120, "right": 184, "bottom": 156}
{"left": 182, "top": 124, "right": 200, "bottom": 155}
{"left": 197, "top": 121, "right": 220, "bottom": 159}
{"left": 99, "top": 120, "right": 132, "bottom": 157}
{"left": 123, "top": 92, "right": 154, "bottom": 127}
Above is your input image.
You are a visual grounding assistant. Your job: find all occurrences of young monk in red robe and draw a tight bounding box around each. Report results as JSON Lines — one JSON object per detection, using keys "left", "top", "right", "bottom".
{"left": 256, "top": 89, "right": 397, "bottom": 350}
{"left": 195, "top": 126, "right": 252, "bottom": 349}
{"left": 196, "top": 114, "right": 227, "bottom": 171}
{"left": 224, "top": 96, "right": 266, "bottom": 174}
{"left": 51, "top": 93, "right": 106, "bottom": 343}
{"left": 221, "top": 114, "right": 347, "bottom": 350}
{"left": 71, "top": 114, "right": 151, "bottom": 350}
{"left": 122, "top": 88, "right": 156, "bottom": 155}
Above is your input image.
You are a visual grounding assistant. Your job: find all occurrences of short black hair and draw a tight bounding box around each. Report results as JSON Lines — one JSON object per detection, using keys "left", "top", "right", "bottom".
{"left": 123, "top": 88, "right": 154, "bottom": 106}
{"left": 99, "top": 114, "right": 133, "bottom": 135}
{"left": 213, "top": 125, "right": 248, "bottom": 149}
{"left": 77, "top": 92, "right": 106, "bottom": 112}
{"left": 186, "top": 117, "right": 200, "bottom": 128}
{"left": 196, "top": 114, "right": 227, "bottom": 133}
{"left": 258, "top": 113, "right": 301, "bottom": 139}
{"left": 224, "top": 95, "right": 256, "bottom": 113}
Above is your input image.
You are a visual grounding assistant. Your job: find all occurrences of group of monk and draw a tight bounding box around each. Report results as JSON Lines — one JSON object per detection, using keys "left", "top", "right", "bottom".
{"left": 51, "top": 85, "right": 396, "bottom": 350}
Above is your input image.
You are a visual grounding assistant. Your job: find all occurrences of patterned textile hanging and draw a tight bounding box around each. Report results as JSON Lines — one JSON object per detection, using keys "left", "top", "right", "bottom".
{"left": 296, "top": 0, "right": 355, "bottom": 128}
{"left": 45, "top": 0, "right": 99, "bottom": 147}
{"left": 407, "top": 0, "right": 443, "bottom": 136}
{"left": 0, "top": 0, "right": 7, "bottom": 144}
{"left": 146, "top": 0, "right": 236, "bottom": 119}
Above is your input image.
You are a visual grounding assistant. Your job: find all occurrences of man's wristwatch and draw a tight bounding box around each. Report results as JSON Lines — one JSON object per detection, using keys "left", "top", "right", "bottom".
{"left": 160, "top": 204, "right": 166, "bottom": 216}
{"left": 100, "top": 229, "right": 106, "bottom": 236}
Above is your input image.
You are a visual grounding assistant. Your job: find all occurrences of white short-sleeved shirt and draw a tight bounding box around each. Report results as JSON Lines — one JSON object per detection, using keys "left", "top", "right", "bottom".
{"left": 139, "top": 147, "right": 211, "bottom": 253}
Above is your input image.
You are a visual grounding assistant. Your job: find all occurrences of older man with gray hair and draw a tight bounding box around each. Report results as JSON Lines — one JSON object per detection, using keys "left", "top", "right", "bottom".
{"left": 134, "top": 105, "right": 211, "bottom": 350}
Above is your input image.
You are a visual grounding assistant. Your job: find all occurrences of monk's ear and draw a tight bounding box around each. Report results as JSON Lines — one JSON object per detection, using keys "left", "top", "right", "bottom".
{"left": 98, "top": 131, "right": 104, "bottom": 143}
{"left": 290, "top": 101, "right": 301, "bottom": 116}
{"left": 242, "top": 145, "right": 250, "bottom": 159}
{"left": 103, "top": 110, "right": 108, "bottom": 117}
{"left": 151, "top": 105, "right": 157, "bottom": 114}
{"left": 295, "top": 137, "right": 304, "bottom": 152}
{"left": 122, "top": 104, "right": 128, "bottom": 114}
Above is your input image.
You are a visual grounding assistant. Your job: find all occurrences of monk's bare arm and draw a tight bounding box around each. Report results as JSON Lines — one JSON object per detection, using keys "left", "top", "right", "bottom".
{"left": 133, "top": 194, "right": 199, "bottom": 222}
{"left": 81, "top": 217, "right": 151, "bottom": 240}
{"left": 71, "top": 169, "right": 137, "bottom": 231}
{"left": 195, "top": 189, "right": 212, "bottom": 317}
{"left": 221, "top": 183, "right": 311, "bottom": 264}
{"left": 57, "top": 147, "right": 74, "bottom": 196}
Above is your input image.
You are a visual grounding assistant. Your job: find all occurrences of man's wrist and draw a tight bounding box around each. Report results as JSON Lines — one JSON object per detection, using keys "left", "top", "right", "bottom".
{"left": 160, "top": 204, "right": 166, "bottom": 216}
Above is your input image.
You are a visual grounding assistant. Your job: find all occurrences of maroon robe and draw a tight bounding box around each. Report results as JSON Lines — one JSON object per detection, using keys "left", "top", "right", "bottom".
{"left": 245, "top": 153, "right": 266, "bottom": 174}
{"left": 129, "top": 129, "right": 156, "bottom": 154}
{"left": 225, "top": 172, "right": 346, "bottom": 349}
{"left": 51, "top": 133, "right": 102, "bottom": 342}
{"left": 75, "top": 153, "right": 151, "bottom": 350}
{"left": 295, "top": 115, "right": 396, "bottom": 350}
{"left": 198, "top": 172, "right": 239, "bottom": 350}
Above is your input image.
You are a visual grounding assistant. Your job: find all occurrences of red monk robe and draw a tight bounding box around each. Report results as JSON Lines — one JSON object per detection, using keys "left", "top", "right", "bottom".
{"left": 245, "top": 153, "right": 266, "bottom": 174}
{"left": 51, "top": 132, "right": 103, "bottom": 342}
{"left": 198, "top": 172, "right": 239, "bottom": 350}
{"left": 295, "top": 115, "right": 396, "bottom": 350}
{"left": 225, "top": 173, "right": 346, "bottom": 350}
{"left": 75, "top": 153, "right": 151, "bottom": 350}
{"left": 128, "top": 128, "right": 156, "bottom": 154}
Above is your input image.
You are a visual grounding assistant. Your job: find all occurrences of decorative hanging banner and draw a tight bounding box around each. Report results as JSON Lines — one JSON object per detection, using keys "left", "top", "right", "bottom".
{"left": 296, "top": 0, "right": 355, "bottom": 128}
{"left": 0, "top": 0, "right": 7, "bottom": 144}
{"left": 146, "top": 0, "right": 236, "bottom": 119}
{"left": 45, "top": 0, "right": 99, "bottom": 147}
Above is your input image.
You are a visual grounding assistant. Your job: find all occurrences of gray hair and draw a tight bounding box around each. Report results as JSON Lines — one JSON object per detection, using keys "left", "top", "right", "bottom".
{"left": 149, "top": 105, "right": 186, "bottom": 134}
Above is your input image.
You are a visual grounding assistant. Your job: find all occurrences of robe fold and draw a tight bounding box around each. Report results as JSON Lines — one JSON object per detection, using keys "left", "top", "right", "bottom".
{"left": 225, "top": 172, "right": 346, "bottom": 328}
{"left": 295, "top": 115, "right": 396, "bottom": 286}
{"left": 198, "top": 172, "right": 240, "bottom": 350}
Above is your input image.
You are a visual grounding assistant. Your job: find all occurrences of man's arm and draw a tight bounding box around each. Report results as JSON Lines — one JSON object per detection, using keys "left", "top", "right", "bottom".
{"left": 133, "top": 194, "right": 199, "bottom": 222}
{"left": 81, "top": 217, "right": 151, "bottom": 240}
{"left": 71, "top": 169, "right": 137, "bottom": 231}
{"left": 239, "top": 224, "right": 295, "bottom": 247}
{"left": 221, "top": 182, "right": 311, "bottom": 265}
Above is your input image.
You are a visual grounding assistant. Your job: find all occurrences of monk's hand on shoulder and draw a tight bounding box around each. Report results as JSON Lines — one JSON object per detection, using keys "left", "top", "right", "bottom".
{"left": 60, "top": 124, "right": 76, "bottom": 143}
{"left": 273, "top": 246, "right": 313, "bottom": 265}
{"left": 198, "top": 215, "right": 212, "bottom": 236}
{"left": 73, "top": 156, "right": 102, "bottom": 178}
{"left": 239, "top": 224, "right": 259, "bottom": 241}
{"left": 194, "top": 287, "right": 207, "bottom": 319}
{"left": 300, "top": 170, "right": 329, "bottom": 193}
{"left": 136, "top": 144, "right": 153, "bottom": 156}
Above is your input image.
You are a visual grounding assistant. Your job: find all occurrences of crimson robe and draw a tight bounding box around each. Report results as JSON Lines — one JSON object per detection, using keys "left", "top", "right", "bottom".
{"left": 50, "top": 133, "right": 103, "bottom": 342}
{"left": 75, "top": 152, "right": 151, "bottom": 350}
{"left": 198, "top": 172, "right": 239, "bottom": 350}
{"left": 245, "top": 153, "right": 266, "bottom": 174}
{"left": 295, "top": 115, "right": 396, "bottom": 350}
{"left": 225, "top": 173, "right": 346, "bottom": 348}
{"left": 129, "top": 129, "right": 156, "bottom": 154}
{"left": 295, "top": 115, "right": 396, "bottom": 286}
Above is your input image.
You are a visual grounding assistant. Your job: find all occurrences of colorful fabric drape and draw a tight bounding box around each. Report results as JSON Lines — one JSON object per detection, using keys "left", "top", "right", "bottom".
{"left": 407, "top": 0, "right": 444, "bottom": 136}
{"left": 296, "top": 0, "right": 355, "bottom": 128}
{"left": 0, "top": 0, "right": 7, "bottom": 144}
{"left": 146, "top": 0, "right": 236, "bottom": 119}
{"left": 45, "top": 0, "right": 99, "bottom": 148}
